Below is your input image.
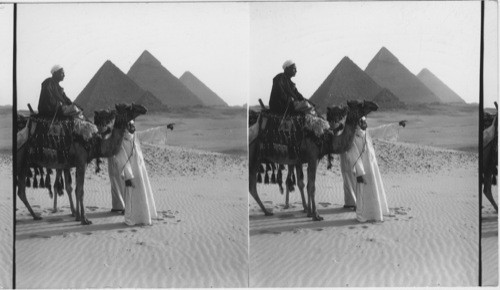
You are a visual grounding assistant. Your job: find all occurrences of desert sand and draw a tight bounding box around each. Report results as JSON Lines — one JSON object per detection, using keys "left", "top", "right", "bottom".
{"left": 249, "top": 138, "right": 478, "bottom": 287}
{"left": 482, "top": 183, "right": 498, "bottom": 286}
{"left": 15, "top": 138, "right": 248, "bottom": 288}
{"left": 0, "top": 154, "right": 13, "bottom": 289}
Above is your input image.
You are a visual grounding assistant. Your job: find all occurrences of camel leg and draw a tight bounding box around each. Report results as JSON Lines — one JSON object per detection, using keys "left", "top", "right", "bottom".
{"left": 484, "top": 173, "right": 498, "bottom": 213}
{"left": 64, "top": 169, "right": 75, "bottom": 216}
{"left": 16, "top": 149, "right": 42, "bottom": 220}
{"left": 75, "top": 164, "right": 91, "bottom": 225}
{"left": 295, "top": 165, "right": 307, "bottom": 213}
{"left": 284, "top": 166, "right": 291, "bottom": 209}
{"left": 249, "top": 143, "right": 273, "bottom": 216}
{"left": 52, "top": 170, "right": 62, "bottom": 213}
{"left": 307, "top": 160, "right": 323, "bottom": 221}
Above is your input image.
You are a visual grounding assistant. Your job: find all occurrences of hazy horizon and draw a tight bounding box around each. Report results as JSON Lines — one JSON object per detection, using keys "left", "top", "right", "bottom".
{"left": 16, "top": 3, "right": 250, "bottom": 110}
{"left": 249, "top": 1, "right": 495, "bottom": 107}
{"left": 0, "top": 2, "right": 498, "bottom": 109}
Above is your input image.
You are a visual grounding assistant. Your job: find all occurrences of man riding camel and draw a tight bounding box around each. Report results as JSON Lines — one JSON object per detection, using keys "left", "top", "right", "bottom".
{"left": 38, "top": 65, "right": 83, "bottom": 118}
{"left": 249, "top": 60, "right": 315, "bottom": 144}
{"left": 269, "top": 60, "right": 314, "bottom": 115}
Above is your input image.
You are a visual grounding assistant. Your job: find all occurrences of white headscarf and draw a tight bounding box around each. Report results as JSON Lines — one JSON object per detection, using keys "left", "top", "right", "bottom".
{"left": 282, "top": 60, "right": 295, "bottom": 70}
{"left": 50, "top": 65, "right": 63, "bottom": 75}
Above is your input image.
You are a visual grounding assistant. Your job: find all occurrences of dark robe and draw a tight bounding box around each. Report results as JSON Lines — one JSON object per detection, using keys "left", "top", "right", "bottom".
{"left": 268, "top": 73, "right": 305, "bottom": 115}
{"left": 37, "top": 77, "right": 73, "bottom": 117}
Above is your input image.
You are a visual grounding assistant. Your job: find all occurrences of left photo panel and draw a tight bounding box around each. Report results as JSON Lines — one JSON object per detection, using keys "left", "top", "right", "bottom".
{"left": 15, "top": 3, "right": 249, "bottom": 288}
{"left": 0, "top": 3, "right": 14, "bottom": 290}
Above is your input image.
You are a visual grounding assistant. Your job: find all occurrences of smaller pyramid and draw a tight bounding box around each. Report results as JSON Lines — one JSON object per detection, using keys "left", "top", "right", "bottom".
{"left": 372, "top": 88, "right": 406, "bottom": 110}
{"left": 127, "top": 50, "right": 203, "bottom": 107}
{"left": 310, "top": 56, "right": 382, "bottom": 111}
{"left": 417, "top": 68, "right": 465, "bottom": 104}
{"left": 179, "top": 71, "right": 228, "bottom": 107}
{"left": 75, "top": 60, "right": 159, "bottom": 116}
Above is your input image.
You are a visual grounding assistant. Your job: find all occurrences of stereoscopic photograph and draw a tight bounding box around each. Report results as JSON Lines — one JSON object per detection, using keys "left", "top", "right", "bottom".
{"left": 248, "top": 1, "right": 484, "bottom": 287}
{"left": 14, "top": 2, "right": 248, "bottom": 288}
{"left": 0, "top": 0, "right": 498, "bottom": 289}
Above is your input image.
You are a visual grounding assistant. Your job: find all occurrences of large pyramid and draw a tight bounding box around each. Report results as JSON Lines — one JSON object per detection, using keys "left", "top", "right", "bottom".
{"left": 127, "top": 50, "right": 203, "bottom": 107}
{"left": 75, "top": 60, "right": 162, "bottom": 116}
{"left": 417, "top": 68, "right": 465, "bottom": 104}
{"left": 179, "top": 71, "right": 228, "bottom": 107}
{"left": 310, "top": 56, "right": 383, "bottom": 111}
{"left": 365, "top": 47, "right": 440, "bottom": 104}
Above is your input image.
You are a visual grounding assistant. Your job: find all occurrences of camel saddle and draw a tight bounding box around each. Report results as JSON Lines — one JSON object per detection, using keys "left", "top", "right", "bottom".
{"left": 257, "top": 110, "right": 310, "bottom": 160}
{"left": 25, "top": 115, "right": 99, "bottom": 164}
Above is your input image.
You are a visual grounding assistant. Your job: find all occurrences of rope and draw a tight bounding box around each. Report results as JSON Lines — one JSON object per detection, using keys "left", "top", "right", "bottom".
{"left": 120, "top": 133, "right": 137, "bottom": 180}
{"left": 352, "top": 129, "right": 367, "bottom": 171}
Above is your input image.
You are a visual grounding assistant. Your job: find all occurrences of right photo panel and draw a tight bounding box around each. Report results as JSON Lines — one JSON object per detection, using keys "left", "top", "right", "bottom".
{"left": 481, "top": 0, "right": 498, "bottom": 286}
{"left": 248, "top": 1, "right": 480, "bottom": 287}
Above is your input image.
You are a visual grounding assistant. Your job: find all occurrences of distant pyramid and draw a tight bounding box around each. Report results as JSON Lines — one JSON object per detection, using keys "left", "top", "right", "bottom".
{"left": 310, "top": 56, "right": 383, "bottom": 111}
{"left": 372, "top": 88, "right": 406, "bottom": 110}
{"left": 365, "top": 47, "right": 440, "bottom": 104}
{"left": 179, "top": 71, "right": 228, "bottom": 107}
{"left": 127, "top": 50, "right": 203, "bottom": 107}
{"left": 136, "top": 90, "right": 163, "bottom": 108}
{"left": 417, "top": 68, "right": 465, "bottom": 103}
{"left": 75, "top": 60, "right": 162, "bottom": 116}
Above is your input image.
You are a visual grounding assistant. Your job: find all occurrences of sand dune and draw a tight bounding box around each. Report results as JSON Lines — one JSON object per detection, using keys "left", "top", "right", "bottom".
{"left": 15, "top": 144, "right": 248, "bottom": 288}
{"left": 0, "top": 155, "right": 12, "bottom": 289}
{"left": 249, "top": 140, "right": 478, "bottom": 287}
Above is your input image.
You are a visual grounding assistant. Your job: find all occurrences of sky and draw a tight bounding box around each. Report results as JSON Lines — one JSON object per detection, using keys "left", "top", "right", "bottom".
{"left": 250, "top": 1, "right": 491, "bottom": 106}
{"left": 16, "top": 3, "right": 249, "bottom": 109}
{"left": 485, "top": 0, "right": 499, "bottom": 109}
{"left": 0, "top": 1, "right": 498, "bottom": 109}
{"left": 0, "top": 4, "right": 13, "bottom": 106}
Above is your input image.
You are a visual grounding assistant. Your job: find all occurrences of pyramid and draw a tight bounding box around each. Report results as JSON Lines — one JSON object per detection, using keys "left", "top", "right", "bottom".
{"left": 372, "top": 88, "right": 406, "bottom": 110}
{"left": 74, "top": 60, "right": 162, "bottom": 116}
{"left": 179, "top": 71, "right": 228, "bottom": 107}
{"left": 417, "top": 68, "right": 465, "bottom": 103}
{"left": 365, "top": 47, "right": 440, "bottom": 104}
{"left": 309, "top": 56, "right": 383, "bottom": 112}
{"left": 127, "top": 50, "right": 203, "bottom": 107}
{"left": 136, "top": 91, "right": 164, "bottom": 108}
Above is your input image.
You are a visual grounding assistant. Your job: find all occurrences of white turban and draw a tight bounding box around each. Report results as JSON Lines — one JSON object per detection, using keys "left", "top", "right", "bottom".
{"left": 282, "top": 60, "right": 295, "bottom": 70}
{"left": 50, "top": 65, "right": 63, "bottom": 75}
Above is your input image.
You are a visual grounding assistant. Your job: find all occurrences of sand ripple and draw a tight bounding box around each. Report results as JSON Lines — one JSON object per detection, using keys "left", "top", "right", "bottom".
{"left": 0, "top": 155, "right": 12, "bottom": 289}
{"left": 15, "top": 146, "right": 248, "bottom": 288}
{"left": 250, "top": 141, "right": 478, "bottom": 287}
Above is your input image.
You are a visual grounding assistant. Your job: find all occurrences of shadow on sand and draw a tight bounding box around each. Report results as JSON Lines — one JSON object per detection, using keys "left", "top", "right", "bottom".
{"left": 249, "top": 207, "right": 359, "bottom": 236}
{"left": 16, "top": 211, "right": 141, "bottom": 241}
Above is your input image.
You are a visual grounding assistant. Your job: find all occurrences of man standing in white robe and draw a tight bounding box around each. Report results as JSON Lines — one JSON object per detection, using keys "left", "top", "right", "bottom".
{"left": 351, "top": 117, "right": 390, "bottom": 222}
{"left": 108, "top": 156, "right": 125, "bottom": 212}
{"left": 113, "top": 120, "right": 157, "bottom": 226}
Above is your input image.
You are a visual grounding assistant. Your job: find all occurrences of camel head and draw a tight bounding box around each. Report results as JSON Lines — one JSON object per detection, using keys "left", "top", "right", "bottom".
{"left": 326, "top": 105, "right": 348, "bottom": 123}
{"left": 94, "top": 109, "right": 117, "bottom": 135}
{"left": 114, "top": 103, "right": 148, "bottom": 128}
{"left": 326, "top": 105, "right": 348, "bottom": 133}
{"left": 345, "top": 100, "right": 378, "bottom": 124}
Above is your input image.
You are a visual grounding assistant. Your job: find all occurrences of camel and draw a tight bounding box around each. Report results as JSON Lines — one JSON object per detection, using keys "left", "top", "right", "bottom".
{"left": 483, "top": 102, "right": 498, "bottom": 212}
{"left": 17, "top": 114, "right": 76, "bottom": 215}
{"left": 282, "top": 106, "right": 348, "bottom": 211}
{"left": 249, "top": 100, "right": 378, "bottom": 221}
{"left": 16, "top": 103, "right": 147, "bottom": 224}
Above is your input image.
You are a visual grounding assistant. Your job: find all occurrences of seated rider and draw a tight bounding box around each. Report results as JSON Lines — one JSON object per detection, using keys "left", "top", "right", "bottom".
{"left": 269, "top": 60, "right": 314, "bottom": 116}
{"left": 37, "top": 65, "right": 83, "bottom": 119}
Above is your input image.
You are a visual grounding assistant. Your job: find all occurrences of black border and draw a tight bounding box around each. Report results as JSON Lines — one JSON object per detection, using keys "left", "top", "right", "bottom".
{"left": 12, "top": 3, "right": 17, "bottom": 289}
